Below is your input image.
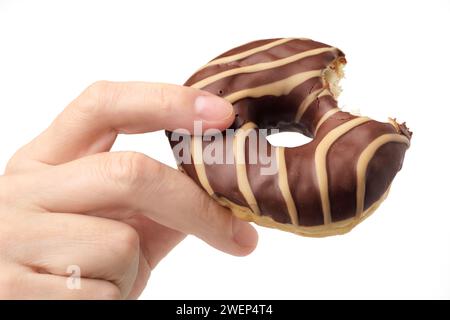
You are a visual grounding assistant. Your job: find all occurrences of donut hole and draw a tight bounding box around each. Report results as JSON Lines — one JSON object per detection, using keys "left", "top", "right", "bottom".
{"left": 266, "top": 131, "right": 312, "bottom": 148}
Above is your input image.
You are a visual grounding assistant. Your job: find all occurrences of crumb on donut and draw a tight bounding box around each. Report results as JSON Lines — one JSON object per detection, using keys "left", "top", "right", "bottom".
{"left": 323, "top": 57, "right": 346, "bottom": 98}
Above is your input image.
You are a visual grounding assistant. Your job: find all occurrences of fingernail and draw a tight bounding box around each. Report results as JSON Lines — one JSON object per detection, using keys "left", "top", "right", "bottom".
{"left": 232, "top": 217, "right": 258, "bottom": 248}
{"left": 195, "top": 95, "right": 233, "bottom": 121}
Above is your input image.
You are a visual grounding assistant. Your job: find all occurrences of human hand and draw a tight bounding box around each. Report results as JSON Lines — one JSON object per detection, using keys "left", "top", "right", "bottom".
{"left": 0, "top": 81, "right": 258, "bottom": 299}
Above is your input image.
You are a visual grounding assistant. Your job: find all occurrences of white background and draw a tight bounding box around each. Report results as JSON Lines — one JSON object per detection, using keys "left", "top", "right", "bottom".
{"left": 1, "top": 0, "right": 449, "bottom": 299}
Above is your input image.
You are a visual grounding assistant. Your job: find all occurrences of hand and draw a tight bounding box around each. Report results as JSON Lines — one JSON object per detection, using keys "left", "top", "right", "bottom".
{"left": 0, "top": 81, "right": 258, "bottom": 299}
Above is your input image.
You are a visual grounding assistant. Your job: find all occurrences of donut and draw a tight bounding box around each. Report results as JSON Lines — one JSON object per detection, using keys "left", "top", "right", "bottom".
{"left": 166, "top": 38, "right": 412, "bottom": 237}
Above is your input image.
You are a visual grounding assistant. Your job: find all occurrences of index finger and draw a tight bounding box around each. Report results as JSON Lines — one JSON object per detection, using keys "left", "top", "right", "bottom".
{"left": 10, "top": 81, "right": 234, "bottom": 168}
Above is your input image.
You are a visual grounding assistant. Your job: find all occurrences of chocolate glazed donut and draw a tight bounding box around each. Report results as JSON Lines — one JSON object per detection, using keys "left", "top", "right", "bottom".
{"left": 167, "top": 38, "right": 412, "bottom": 237}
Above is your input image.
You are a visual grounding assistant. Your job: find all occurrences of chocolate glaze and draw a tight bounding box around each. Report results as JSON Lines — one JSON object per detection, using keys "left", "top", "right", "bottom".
{"left": 245, "top": 136, "right": 291, "bottom": 223}
{"left": 203, "top": 135, "right": 248, "bottom": 206}
{"left": 167, "top": 38, "right": 411, "bottom": 233}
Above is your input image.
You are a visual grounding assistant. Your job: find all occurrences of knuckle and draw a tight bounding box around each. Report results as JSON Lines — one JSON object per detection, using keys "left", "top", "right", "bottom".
{"left": 3, "top": 145, "right": 36, "bottom": 175}
{"left": 4, "top": 154, "right": 21, "bottom": 175}
{"left": 109, "top": 223, "right": 140, "bottom": 262}
{"left": 86, "top": 80, "right": 111, "bottom": 100}
{"left": 88, "top": 80, "right": 110, "bottom": 91}
{"left": 103, "top": 152, "right": 150, "bottom": 190}
{"left": 78, "top": 80, "right": 114, "bottom": 114}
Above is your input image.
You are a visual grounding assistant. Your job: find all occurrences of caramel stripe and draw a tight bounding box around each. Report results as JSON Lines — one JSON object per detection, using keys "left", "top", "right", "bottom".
{"left": 295, "top": 88, "right": 331, "bottom": 122}
{"left": 276, "top": 147, "right": 299, "bottom": 225}
{"left": 192, "top": 136, "right": 214, "bottom": 195}
{"left": 314, "top": 108, "right": 339, "bottom": 135}
{"left": 317, "top": 90, "right": 331, "bottom": 98}
{"left": 233, "top": 122, "right": 260, "bottom": 215}
{"left": 315, "top": 117, "right": 371, "bottom": 224}
{"left": 225, "top": 70, "right": 322, "bottom": 104}
{"left": 199, "top": 38, "right": 294, "bottom": 70}
{"left": 187, "top": 39, "right": 339, "bottom": 87}
{"left": 356, "top": 134, "right": 410, "bottom": 217}
{"left": 192, "top": 47, "right": 336, "bottom": 89}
